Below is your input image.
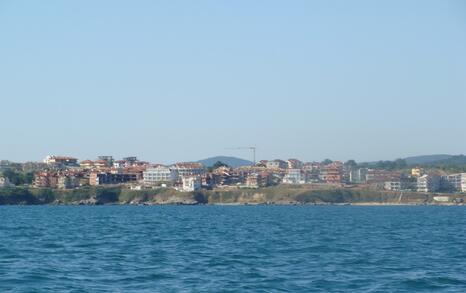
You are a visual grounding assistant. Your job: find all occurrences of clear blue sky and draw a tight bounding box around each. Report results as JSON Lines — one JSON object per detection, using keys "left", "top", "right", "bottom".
{"left": 1, "top": 0, "right": 465, "bottom": 163}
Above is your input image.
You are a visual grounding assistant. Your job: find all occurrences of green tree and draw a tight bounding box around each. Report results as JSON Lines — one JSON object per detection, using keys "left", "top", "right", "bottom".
{"left": 344, "top": 160, "right": 358, "bottom": 169}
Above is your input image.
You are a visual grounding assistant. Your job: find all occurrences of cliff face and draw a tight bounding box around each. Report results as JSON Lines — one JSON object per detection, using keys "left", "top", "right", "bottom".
{"left": 0, "top": 186, "right": 463, "bottom": 205}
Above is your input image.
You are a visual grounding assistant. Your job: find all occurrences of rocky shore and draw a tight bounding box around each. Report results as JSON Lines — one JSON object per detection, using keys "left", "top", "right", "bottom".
{"left": 1, "top": 185, "right": 465, "bottom": 206}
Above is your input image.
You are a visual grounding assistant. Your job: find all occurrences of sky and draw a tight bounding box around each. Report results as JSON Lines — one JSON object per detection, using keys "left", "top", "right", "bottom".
{"left": 1, "top": 0, "right": 465, "bottom": 164}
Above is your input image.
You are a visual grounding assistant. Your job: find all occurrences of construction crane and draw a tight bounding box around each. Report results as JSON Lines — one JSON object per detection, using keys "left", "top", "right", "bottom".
{"left": 226, "top": 147, "right": 256, "bottom": 165}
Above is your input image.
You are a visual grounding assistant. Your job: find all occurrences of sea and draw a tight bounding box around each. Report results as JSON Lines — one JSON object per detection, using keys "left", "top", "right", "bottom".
{"left": 1, "top": 205, "right": 465, "bottom": 292}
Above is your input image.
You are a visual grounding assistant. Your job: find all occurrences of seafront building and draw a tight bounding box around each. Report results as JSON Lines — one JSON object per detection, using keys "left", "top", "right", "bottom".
{"left": 143, "top": 165, "right": 179, "bottom": 186}
{"left": 181, "top": 176, "right": 202, "bottom": 192}
{"left": 417, "top": 174, "right": 441, "bottom": 193}
{"left": 441, "top": 173, "right": 466, "bottom": 192}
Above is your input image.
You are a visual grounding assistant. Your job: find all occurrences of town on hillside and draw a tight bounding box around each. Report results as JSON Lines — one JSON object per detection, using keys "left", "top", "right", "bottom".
{"left": 1, "top": 155, "right": 466, "bottom": 195}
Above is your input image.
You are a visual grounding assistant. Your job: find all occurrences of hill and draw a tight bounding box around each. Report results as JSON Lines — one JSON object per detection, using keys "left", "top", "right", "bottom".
{"left": 404, "top": 154, "right": 453, "bottom": 166}
{"left": 197, "top": 156, "right": 253, "bottom": 168}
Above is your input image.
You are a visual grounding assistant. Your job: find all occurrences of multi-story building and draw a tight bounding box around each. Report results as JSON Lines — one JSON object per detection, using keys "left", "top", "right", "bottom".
{"left": 417, "top": 174, "right": 440, "bottom": 193}
{"left": 287, "top": 159, "right": 303, "bottom": 169}
{"left": 57, "top": 175, "right": 80, "bottom": 189}
{"left": 441, "top": 173, "right": 466, "bottom": 192}
{"left": 34, "top": 171, "right": 59, "bottom": 188}
{"left": 181, "top": 176, "right": 202, "bottom": 192}
{"left": 349, "top": 168, "right": 368, "bottom": 183}
{"left": 44, "top": 156, "right": 79, "bottom": 168}
{"left": 89, "top": 172, "right": 138, "bottom": 186}
{"left": 319, "top": 162, "right": 343, "bottom": 184}
{"left": 143, "top": 165, "right": 179, "bottom": 186}
{"left": 245, "top": 172, "right": 272, "bottom": 188}
{"left": 172, "top": 163, "right": 205, "bottom": 178}
{"left": 366, "top": 169, "right": 401, "bottom": 183}
{"left": 384, "top": 180, "right": 402, "bottom": 191}
{"left": 266, "top": 160, "right": 288, "bottom": 170}
{"left": 282, "top": 169, "right": 305, "bottom": 184}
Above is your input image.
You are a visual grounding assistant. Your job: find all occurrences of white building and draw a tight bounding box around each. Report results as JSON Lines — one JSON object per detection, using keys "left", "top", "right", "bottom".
{"left": 282, "top": 169, "right": 305, "bottom": 184}
{"left": 266, "top": 160, "right": 287, "bottom": 169}
{"left": 143, "top": 166, "right": 179, "bottom": 186}
{"left": 442, "top": 173, "right": 466, "bottom": 192}
{"left": 384, "top": 181, "right": 402, "bottom": 191}
{"left": 182, "top": 176, "right": 201, "bottom": 192}
{"left": 172, "top": 163, "right": 205, "bottom": 178}
{"left": 417, "top": 175, "right": 440, "bottom": 193}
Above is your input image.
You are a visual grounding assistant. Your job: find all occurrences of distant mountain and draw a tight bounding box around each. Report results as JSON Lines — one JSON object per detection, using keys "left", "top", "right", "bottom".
{"left": 197, "top": 156, "right": 253, "bottom": 168}
{"left": 404, "top": 154, "right": 453, "bottom": 166}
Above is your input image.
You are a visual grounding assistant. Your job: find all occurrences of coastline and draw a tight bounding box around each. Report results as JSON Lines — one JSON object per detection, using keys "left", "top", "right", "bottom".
{"left": 1, "top": 185, "right": 465, "bottom": 206}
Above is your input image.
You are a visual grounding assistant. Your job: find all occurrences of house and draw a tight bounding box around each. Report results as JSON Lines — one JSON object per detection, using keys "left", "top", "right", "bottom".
{"left": 266, "top": 160, "right": 287, "bottom": 170}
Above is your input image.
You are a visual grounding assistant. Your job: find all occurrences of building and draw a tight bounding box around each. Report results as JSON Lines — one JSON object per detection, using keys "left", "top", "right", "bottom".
{"left": 172, "top": 163, "right": 205, "bottom": 178}
{"left": 89, "top": 172, "right": 138, "bottom": 186}
{"left": 44, "top": 156, "right": 79, "bottom": 168}
{"left": 417, "top": 174, "right": 440, "bottom": 193}
{"left": 34, "top": 171, "right": 59, "bottom": 188}
{"left": 441, "top": 173, "right": 466, "bottom": 192}
{"left": 266, "top": 160, "right": 288, "bottom": 170}
{"left": 143, "top": 165, "right": 179, "bottom": 186}
{"left": 287, "top": 159, "right": 303, "bottom": 169}
{"left": 245, "top": 172, "right": 272, "bottom": 188}
{"left": 384, "top": 181, "right": 402, "bottom": 191}
{"left": 349, "top": 168, "right": 368, "bottom": 183}
{"left": 97, "top": 156, "right": 114, "bottom": 166}
{"left": 57, "top": 175, "right": 80, "bottom": 189}
{"left": 365, "top": 169, "right": 401, "bottom": 183}
{"left": 181, "top": 176, "right": 201, "bottom": 192}
{"left": 282, "top": 169, "right": 305, "bottom": 184}
{"left": 319, "top": 162, "right": 343, "bottom": 184}
{"left": 411, "top": 168, "right": 424, "bottom": 177}
{"left": 0, "top": 176, "right": 14, "bottom": 188}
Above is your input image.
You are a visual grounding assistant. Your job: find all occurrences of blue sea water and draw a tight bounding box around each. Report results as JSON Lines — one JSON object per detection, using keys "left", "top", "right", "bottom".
{"left": 0, "top": 205, "right": 465, "bottom": 292}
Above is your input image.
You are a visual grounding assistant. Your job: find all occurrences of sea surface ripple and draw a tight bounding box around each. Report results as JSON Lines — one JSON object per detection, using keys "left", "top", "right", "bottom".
{"left": 1, "top": 205, "right": 465, "bottom": 292}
